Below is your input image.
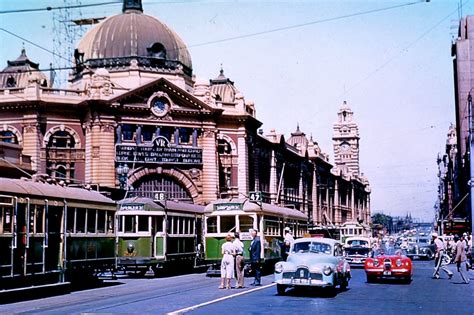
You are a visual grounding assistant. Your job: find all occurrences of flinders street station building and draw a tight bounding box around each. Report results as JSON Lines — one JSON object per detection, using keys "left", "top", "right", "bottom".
{"left": 0, "top": 0, "right": 371, "bottom": 232}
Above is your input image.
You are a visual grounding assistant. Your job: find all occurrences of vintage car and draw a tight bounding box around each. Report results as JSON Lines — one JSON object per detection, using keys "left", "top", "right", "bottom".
{"left": 364, "top": 249, "right": 413, "bottom": 283}
{"left": 405, "top": 237, "right": 435, "bottom": 260}
{"left": 274, "top": 238, "right": 351, "bottom": 295}
{"left": 343, "top": 237, "right": 371, "bottom": 266}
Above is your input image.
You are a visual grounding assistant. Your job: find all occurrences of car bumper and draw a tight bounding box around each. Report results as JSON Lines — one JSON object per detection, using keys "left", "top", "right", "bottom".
{"left": 346, "top": 257, "right": 367, "bottom": 265}
{"left": 365, "top": 268, "right": 411, "bottom": 277}
{"left": 275, "top": 278, "right": 334, "bottom": 287}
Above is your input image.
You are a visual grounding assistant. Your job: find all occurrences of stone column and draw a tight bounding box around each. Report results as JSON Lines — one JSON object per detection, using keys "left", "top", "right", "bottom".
{"left": 201, "top": 128, "right": 218, "bottom": 202}
{"left": 269, "top": 150, "right": 277, "bottom": 204}
{"left": 311, "top": 168, "right": 318, "bottom": 225}
{"left": 237, "top": 127, "right": 249, "bottom": 197}
{"left": 22, "top": 115, "right": 41, "bottom": 172}
{"left": 351, "top": 184, "right": 355, "bottom": 221}
{"left": 85, "top": 117, "right": 116, "bottom": 187}
{"left": 298, "top": 168, "right": 304, "bottom": 214}
{"left": 334, "top": 179, "right": 340, "bottom": 224}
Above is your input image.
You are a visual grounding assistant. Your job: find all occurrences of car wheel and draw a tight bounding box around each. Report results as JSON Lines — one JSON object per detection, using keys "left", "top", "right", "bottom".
{"left": 403, "top": 276, "right": 411, "bottom": 284}
{"left": 366, "top": 275, "right": 376, "bottom": 283}
{"left": 276, "top": 284, "right": 287, "bottom": 295}
{"left": 426, "top": 251, "right": 433, "bottom": 260}
{"left": 340, "top": 278, "right": 349, "bottom": 290}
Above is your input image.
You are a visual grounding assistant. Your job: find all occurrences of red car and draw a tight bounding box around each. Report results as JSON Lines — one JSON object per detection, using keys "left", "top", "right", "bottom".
{"left": 364, "top": 250, "right": 413, "bottom": 283}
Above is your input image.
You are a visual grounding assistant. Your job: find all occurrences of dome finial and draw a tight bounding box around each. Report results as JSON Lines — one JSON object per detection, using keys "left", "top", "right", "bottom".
{"left": 123, "top": 0, "right": 143, "bottom": 13}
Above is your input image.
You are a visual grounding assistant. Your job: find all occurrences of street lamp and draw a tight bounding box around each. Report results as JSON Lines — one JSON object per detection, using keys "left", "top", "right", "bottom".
{"left": 116, "top": 164, "right": 129, "bottom": 189}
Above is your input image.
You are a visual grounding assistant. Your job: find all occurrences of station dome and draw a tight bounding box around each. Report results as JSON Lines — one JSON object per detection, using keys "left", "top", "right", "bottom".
{"left": 75, "top": 0, "right": 192, "bottom": 75}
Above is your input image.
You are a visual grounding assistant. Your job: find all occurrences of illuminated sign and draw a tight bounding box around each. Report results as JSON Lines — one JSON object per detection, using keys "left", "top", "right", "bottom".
{"left": 120, "top": 203, "right": 145, "bottom": 211}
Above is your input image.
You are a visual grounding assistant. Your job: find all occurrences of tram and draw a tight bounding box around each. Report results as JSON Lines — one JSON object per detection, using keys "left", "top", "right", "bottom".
{"left": 203, "top": 198, "right": 308, "bottom": 275}
{"left": 116, "top": 197, "right": 204, "bottom": 276}
{"left": 0, "top": 177, "right": 116, "bottom": 291}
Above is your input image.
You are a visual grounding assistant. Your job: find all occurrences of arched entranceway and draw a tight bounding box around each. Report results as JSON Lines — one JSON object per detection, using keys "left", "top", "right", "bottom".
{"left": 132, "top": 174, "right": 193, "bottom": 203}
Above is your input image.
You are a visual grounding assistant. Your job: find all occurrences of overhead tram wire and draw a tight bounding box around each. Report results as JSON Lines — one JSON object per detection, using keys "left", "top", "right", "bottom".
{"left": 0, "top": 1, "right": 122, "bottom": 15}
{"left": 0, "top": 28, "right": 71, "bottom": 63}
{"left": 0, "top": 0, "right": 426, "bottom": 76}
{"left": 340, "top": 0, "right": 471, "bottom": 99}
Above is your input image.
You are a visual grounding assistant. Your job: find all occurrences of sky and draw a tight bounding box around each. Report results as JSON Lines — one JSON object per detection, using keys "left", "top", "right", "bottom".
{"left": 1, "top": 0, "right": 473, "bottom": 221}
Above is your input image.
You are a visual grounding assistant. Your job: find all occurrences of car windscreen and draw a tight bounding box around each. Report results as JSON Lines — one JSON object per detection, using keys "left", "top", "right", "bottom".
{"left": 292, "top": 242, "right": 332, "bottom": 254}
{"left": 347, "top": 240, "right": 368, "bottom": 247}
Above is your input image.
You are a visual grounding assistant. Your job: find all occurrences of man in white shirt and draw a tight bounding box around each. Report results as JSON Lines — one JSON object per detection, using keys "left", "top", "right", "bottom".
{"left": 432, "top": 232, "right": 453, "bottom": 280}
{"left": 233, "top": 233, "right": 245, "bottom": 288}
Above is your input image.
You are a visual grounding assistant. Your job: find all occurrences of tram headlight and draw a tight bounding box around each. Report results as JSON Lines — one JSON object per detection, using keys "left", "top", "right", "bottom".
{"left": 127, "top": 243, "right": 135, "bottom": 254}
{"left": 275, "top": 263, "right": 283, "bottom": 274}
{"left": 323, "top": 265, "right": 333, "bottom": 276}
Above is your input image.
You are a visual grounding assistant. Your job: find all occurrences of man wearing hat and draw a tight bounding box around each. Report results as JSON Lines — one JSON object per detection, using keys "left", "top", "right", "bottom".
{"left": 432, "top": 232, "right": 453, "bottom": 280}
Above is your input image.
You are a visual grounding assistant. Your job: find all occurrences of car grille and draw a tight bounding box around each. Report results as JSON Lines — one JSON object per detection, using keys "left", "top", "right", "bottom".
{"left": 282, "top": 270, "right": 322, "bottom": 281}
{"left": 384, "top": 259, "right": 391, "bottom": 270}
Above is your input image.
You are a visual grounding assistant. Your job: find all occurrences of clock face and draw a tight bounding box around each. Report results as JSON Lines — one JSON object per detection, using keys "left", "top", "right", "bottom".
{"left": 150, "top": 96, "right": 169, "bottom": 117}
{"left": 153, "top": 98, "right": 167, "bottom": 113}
{"left": 340, "top": 143, "right": 350, "bottom": 152}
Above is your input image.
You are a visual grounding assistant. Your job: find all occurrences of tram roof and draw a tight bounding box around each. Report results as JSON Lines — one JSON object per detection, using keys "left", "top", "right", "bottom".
{"left": 204, "top": 198, "right": 307, "bottom": 220}
{"left": 118, "top": 196, "right": 204, "bottom": 214}
{"left": 0, "top": 177, "right": 115, "bottom": 206}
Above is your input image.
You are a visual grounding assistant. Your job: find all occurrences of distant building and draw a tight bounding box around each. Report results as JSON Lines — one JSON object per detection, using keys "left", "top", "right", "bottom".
{"left": 0, "top": 0, "right": 370, "bottom": 227}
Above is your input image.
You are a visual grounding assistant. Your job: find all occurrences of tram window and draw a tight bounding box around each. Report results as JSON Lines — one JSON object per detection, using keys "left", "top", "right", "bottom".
{"left": 1, "top": 207, "right": 13, "bottom": 233}
{"left": 87, "top": 209, "right": 97, "bottom": 233}
{"left": 107, "top": 212, "right": 114, "bottom": 233}
{"left": 67, "top": 208, "right": 75, "bottom": 233}
{"left": 29, "top": 207, "right": 35, "bottom": 233}
{"left": 97, "top": 211, "right": 106, "bottom": 233}
{"left": 239, "top": 215, "right": 254, "bottom": 233}
{"left": 35, "top": 206, "right": 44, "bottom": 233}
{"left": 173, "top": 217, "right": 179, "bottom": 234}
{"left": 207, "top": 217, "right": 217, "bottom": 233}
{"left": 138, "top": 216, "right": 149, "bottom": 232}
{"left": 124, "top": 215, "right": 135, "bottom": 233}
{"left": 76, "top": 208, "right": 86, "bottom": 233}
{"left": 154, "top": 216, "right": 164, "bottom": 233}
{"left": 220, "top": 215, "right": 235, "bottom": 234}
{"left": 348, "top": 228, "right": 353, "bottom": 235}
{"left": 264, "top": 220, "right": 279, "bottom": 236}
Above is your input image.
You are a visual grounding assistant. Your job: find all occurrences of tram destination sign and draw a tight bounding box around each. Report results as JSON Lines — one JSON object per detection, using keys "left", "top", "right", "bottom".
{"left": 115, "top": 136, "right": 202, "bottom": 165}
{"left": 214, "top": 203, "right": 243, "bottom": 211}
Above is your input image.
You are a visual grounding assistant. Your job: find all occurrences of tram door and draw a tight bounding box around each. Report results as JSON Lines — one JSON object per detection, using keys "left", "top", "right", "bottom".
{"left": 13, "top": 203, "right": 27, "bottom": 276}
{"left": 45, "top": 206, "right": 62, "bottom": 273}
{"left": 153, "top": 215, "right": 165, "bottom": 258}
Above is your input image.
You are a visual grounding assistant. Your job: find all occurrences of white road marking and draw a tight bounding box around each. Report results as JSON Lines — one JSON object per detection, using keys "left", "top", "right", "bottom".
{"left": 167, "top": 283, "right": 276, "bottom": 314}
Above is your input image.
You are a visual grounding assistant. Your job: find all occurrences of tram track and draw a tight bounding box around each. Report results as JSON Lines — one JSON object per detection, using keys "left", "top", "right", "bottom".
{"left": 4, "top": 273, "right": 249, "bottom": 314}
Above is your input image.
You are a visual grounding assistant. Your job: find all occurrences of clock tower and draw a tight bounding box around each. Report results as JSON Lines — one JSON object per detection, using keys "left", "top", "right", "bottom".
{"left": 333, "top": 101, "right": 360, "bottom": 176}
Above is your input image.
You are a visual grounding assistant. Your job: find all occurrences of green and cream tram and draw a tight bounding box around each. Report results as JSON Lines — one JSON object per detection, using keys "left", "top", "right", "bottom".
{"left": 116, "top": 197, "right": 204, "bottom": 276}
{"left": 203, "top": 199, "right": 308, "bottom": 275}
{"left": 0, "top": 177, "right": 116, "bottom": 292}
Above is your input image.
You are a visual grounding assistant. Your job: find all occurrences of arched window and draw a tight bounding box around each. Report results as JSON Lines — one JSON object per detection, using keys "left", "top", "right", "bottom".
{"left": 48, "top": 130, "right": 75, "bottom": 148}
{"left": 6, "top": 76, "right": 16, "bottom": 88}
{"left": 133, "top": 175, "right": 192, "bottom": 203}
{"left": 217, "top": 139, "right": 232, "bottom": 154}
{"left": 0, "top": 130, "right": 18, "bottom": 144}
{"left": 147, "top": 42, "right": 167, "bottom": 59}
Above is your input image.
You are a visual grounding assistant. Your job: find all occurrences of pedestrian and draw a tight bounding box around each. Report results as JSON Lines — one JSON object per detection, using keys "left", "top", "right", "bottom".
{"left": 463, "top": 232, "right": 471, "bottom": 269}
{"left": 219, "top": 234, "right": 235, "bottom": 289}
{"left": 432, "top": 232, "right": 453, "bottom": 280}
{"left": 249, "top": 229, "right": 262, "bottom": 286}
{"left": 283, "top": 227, "right": 294, "bottom": 260}
{"left": 233, "top": 232, "right": 245, "bottom": 289}
{"left": 454, "top": 234, "right": 470, "bottom": 284}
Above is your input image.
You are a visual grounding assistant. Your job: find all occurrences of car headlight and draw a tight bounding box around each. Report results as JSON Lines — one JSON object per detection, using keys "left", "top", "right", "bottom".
{"left": 275, "top": 263, "right": 283, "bottom": 273}
{"left": 323, "top": 265, "right": 333, "bottom": 276}
{"left": 373, "top": 260, "right": 380, "bottom": 267}
{"left": 396, "top": 259, "right": 402, "bottom": 267}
